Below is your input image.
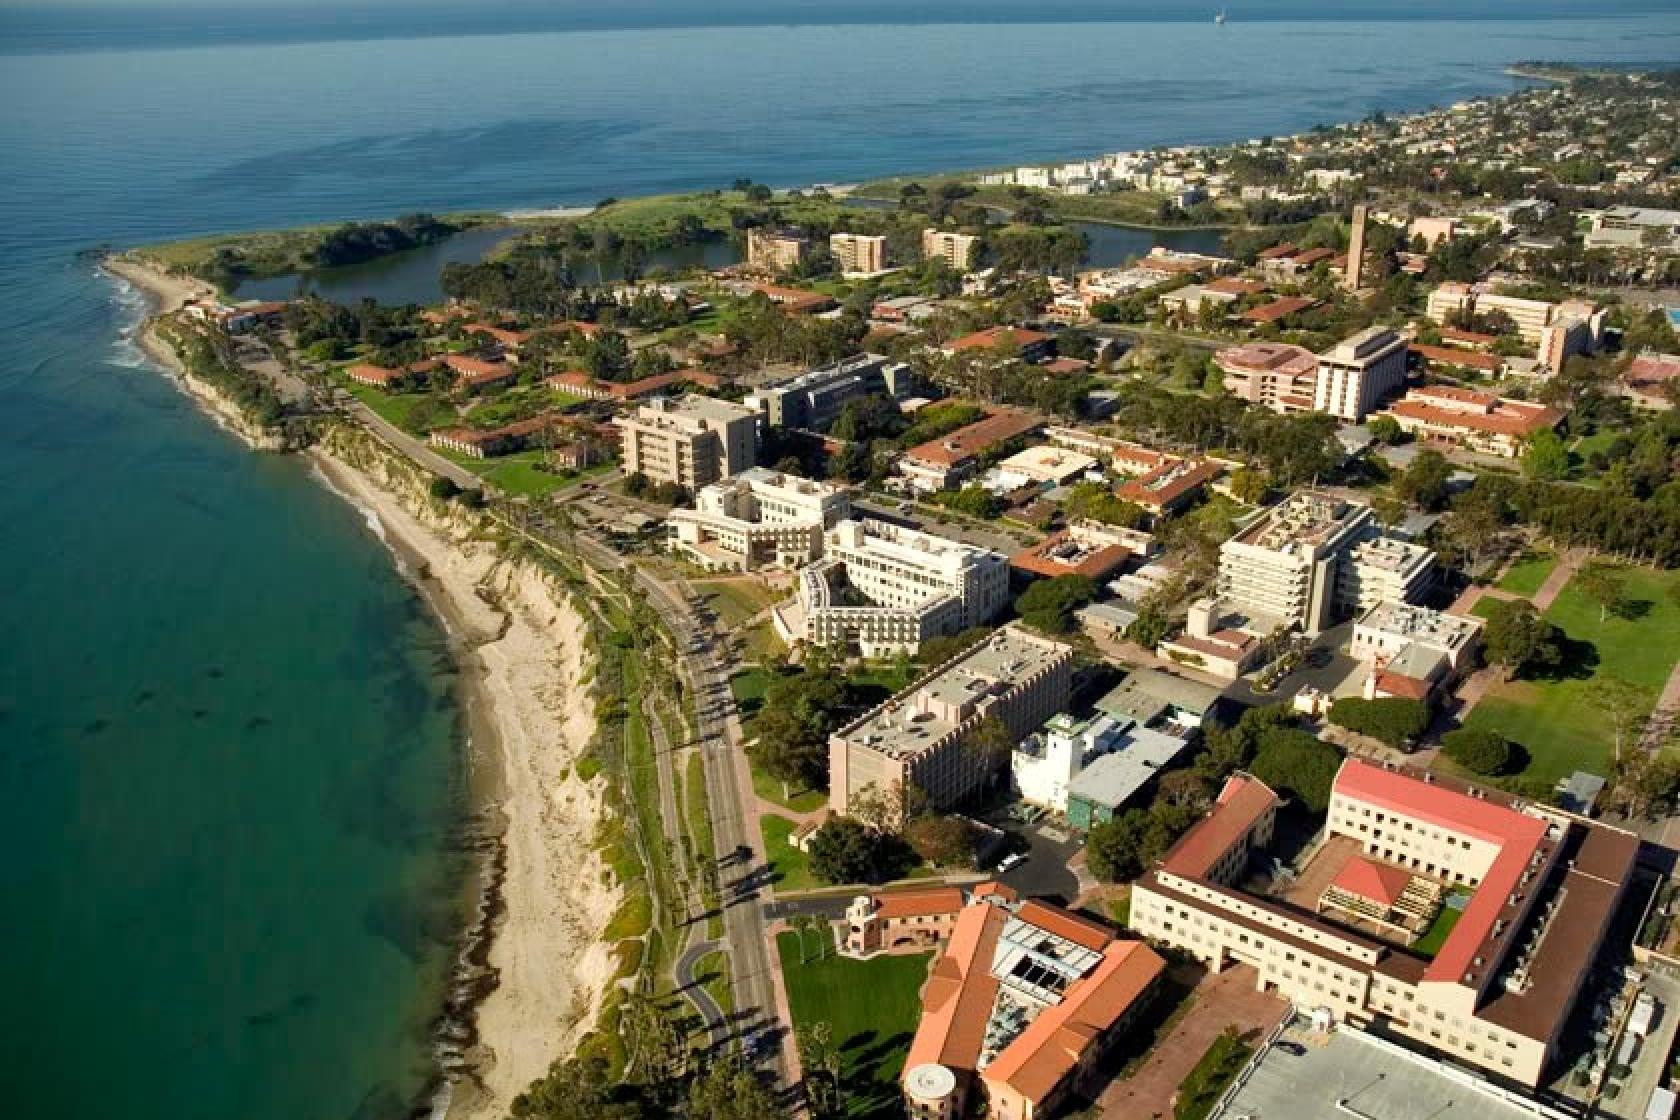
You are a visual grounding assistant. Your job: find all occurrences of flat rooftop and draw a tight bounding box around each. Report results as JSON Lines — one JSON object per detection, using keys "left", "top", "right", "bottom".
{"left": 1231, "top": 491, "right": 1369, "bottom": 556}
{"left": 1226, "top": 1026, "right": 1544, "bottom": 1120}
{"left": 1357, "top": 601, "right": 1480, "bottom": 651}
{"left": 836, "top": 627, "right": 1072, "bottom": 761}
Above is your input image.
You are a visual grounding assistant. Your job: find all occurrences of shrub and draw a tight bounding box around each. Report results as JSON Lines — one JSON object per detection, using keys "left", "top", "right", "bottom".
{"left": 429, "top": 476, "right": 460, "bottom": 501}
{"left": 1328, "top": 696, "right": 1430, "bottom": 748}
{"left": 1441, "top": 728, "right": 1513, "bottom": 776}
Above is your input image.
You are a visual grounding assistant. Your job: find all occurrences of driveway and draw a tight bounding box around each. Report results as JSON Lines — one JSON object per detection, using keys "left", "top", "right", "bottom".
{"left": 993, "top": 820, "right": 1084, "bottom": 903}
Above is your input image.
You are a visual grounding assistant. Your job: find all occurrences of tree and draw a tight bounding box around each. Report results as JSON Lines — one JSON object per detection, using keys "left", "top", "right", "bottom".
{"left": 958, "top": 715, "right": 1018, "bottom": 784}
{"left": 511, "top": 1055, "right": 647, "bottom": 1120}
{"left": 1522, "top": 428, "right": 1571, "bottom": 481}
{"left": 688, "top": 1059, "right": 790, "bottom": 1120}
{"left": 1327, "top": 697, "right": 1431, "bottom": 748}
{"left": 1228, "top": 467, "right": 1270, "bottom": 505}
{"left": 429, "top": 476, "right": 460, "bottom": 501}
{"left": 1397, "top": 449, "right": 1453, "bottom": 512}
{"left": 1586, "top": 678, "right": 1654, "bottom": 764}
{"left": 1440, "top": 728, "right": 1513, "bottom": 776}
{"left": 747, "top": 668, "right": 852, "bottom": 794}
{"left": 905, "top": 815, "right": 979, "bottom": 869}
{"left": 1612, "top": 752, "right": 1680, "bottom": 820}
{"left": 1015, "top": 574, "right": 1097, "bottom": 633}
{"left": 1063, "top": 481, "right": 1147, "bottom": 527}
{"left": 1481, "top": 600, "right": 1564, "bottom": 679}
{"left": 1576, "top": 561, "right": 1629, "bottom": 624}
{"left": 807, "top": 817, "right": 910, "bottom": 885}
{"left": 1248, "top": 729, "right": 1342, "bottom": 813}
{"left": 1086, "top": 810, "right": 1151, "bottom": 883}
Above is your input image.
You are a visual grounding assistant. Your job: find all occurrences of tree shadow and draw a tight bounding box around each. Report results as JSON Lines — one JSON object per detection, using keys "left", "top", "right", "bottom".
{"left": 1615, "top": 598, "right": 1654, "bottom": 623}
{"left": 1529, "top": 635, "right": 1599, "bottom": 682}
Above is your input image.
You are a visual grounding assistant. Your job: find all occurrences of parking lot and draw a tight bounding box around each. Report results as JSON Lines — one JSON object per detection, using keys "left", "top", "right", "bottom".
{"left": 1224, "top": 1022, "right": 1544, "bottom": 1120}
{"left": 993, "top": 818, "right": 1084, "bottom": 902}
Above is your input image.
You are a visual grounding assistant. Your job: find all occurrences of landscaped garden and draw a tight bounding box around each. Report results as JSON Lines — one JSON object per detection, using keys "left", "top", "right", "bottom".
{"left": 777, "top": 930, "right": 932, "bottom": 1119}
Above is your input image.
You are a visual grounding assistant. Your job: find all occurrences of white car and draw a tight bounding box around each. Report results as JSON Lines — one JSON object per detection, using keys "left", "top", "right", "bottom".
{"left": 997, "top": 852, "right": 1028, "bottom": 873}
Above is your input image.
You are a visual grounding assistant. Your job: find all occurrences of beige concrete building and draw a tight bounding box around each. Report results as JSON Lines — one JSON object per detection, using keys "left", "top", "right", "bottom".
{"left": 666, "top": 468, "right": 849, "bottom": 571}
{"left": 828, "top": 625, "right": 1073, "bottom": 815}
{"left": 1313, "top": 327, "right": 1409, "bottom": 421}
{"left": 922, "top": 228, "right": 981, "bottom": 270}
{"left": 1426, "top": 282, "right": 1606, "bottom": 350}
{"left": 831, "top": 232, "right": 888, "bottom": 275}
{"left": 1130, "top": 759, "right": 1639, "bottom": 1089}
{"left": 1216, "top": 492, "right": 1375, "bottom": 634}
{"left": 777, "top": 518, "right": 1010, "bottom": 657}
{"left": 618, "top": 394, "right": 760, "bottom": 492}
{"left": 746, "top": 226, "right": 810, "bottom": 272}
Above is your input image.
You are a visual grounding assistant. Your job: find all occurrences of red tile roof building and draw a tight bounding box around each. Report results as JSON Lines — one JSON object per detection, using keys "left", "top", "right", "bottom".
{"left": 1241, "top": 296, "right": 1319, "bottom": 325}
{"left": 898, "top": 890, "right": 1165, "bottom": 1120}
{"left": 900, "top": 408, "right": 1044, "bottom": 491}
{"left": 443, "top": 353, "right": 517, "bottom": 393}
{"left": 1130, "top": 758, "right": 1639, "bottom": 1088}
{"left": 1116, "top": 457, "right": 1222, "bottom": 516}
{"left": 1214, "top": 341, "right": 1319, "bottom": 414}
{"left": 1381, "top": 386, "right": 1560, "bottom": 458}
{"left": 946, "top": 326, "right": 1055, "bottom": 362}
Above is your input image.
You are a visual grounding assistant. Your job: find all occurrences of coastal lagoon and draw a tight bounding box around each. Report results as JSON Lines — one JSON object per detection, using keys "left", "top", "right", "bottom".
{"left": 2, "top": 3, "right": 1678, "bottom": 1117}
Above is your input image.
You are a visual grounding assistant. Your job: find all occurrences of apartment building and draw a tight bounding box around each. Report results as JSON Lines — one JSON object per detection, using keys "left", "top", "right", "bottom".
{"left": 617, "top": 394, "right": 760, "bottom": 492}
{"left": 831, "top": 232, "right": 888, "bottom": 275}
{"left": 778, "top": 518, "right": 1010, "bottom": 657}
{"left": 1341, "top": 536, "right": 1437, "bottom": 616}
{"left": 745, "top": 226, "right": 810, "bottom": 272}
{"left": 1215, "top": 341, "right": 1320, "bottom": 414}
{"left": 1313, "top": 327, "right": 1409, "bottom": 421}
{"left": 666, "top": 468, "right": 850, "bottom": 571}
{"left": 923, "top": 228, "right": 981, "bottom": 270}
{"left": 828, "top": 625, "right": 1073, "bottom": 815}
{"left": 1130, "top": 759, "right": 1639, "bottom": 1089}
{"left": 899, "top": 887, "right": 1165, "bottom": 1120}
{"left": 1383, "top": 386, "right": 1561, "bottom": 459}
{"left": 744, "top": 353, "right": 912, "bottom": 430}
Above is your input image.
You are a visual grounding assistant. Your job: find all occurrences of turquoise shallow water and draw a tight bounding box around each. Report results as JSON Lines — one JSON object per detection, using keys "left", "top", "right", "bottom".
{"left": 1, "top": 5, "right": 1678, "bottom": 1117}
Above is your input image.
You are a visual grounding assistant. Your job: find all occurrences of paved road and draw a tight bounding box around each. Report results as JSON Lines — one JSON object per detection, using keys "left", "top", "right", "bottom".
{"left": 515, "top": 516, "right": 791, "bottom": 1083}
{"left": 674, "top": 937, "right": 728, "bottom": 1054}
{"left": 343, "top": 396, "right": 482, "bottom": 490}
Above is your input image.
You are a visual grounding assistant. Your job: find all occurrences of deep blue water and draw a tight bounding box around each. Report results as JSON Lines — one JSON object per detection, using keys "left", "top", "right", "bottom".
{"left": 1, "top": 5, "right": 1677, "bottom": 1118}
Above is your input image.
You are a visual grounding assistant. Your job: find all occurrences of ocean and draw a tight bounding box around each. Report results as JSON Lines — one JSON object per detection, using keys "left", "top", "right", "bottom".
{"left": 0, "top": 4, "right": 1676, "bottom": 1117}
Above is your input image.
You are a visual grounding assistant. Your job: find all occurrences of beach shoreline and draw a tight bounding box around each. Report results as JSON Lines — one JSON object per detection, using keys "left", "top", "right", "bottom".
{"left": 108, "top": 254, "right": 619, "bottom": 1120}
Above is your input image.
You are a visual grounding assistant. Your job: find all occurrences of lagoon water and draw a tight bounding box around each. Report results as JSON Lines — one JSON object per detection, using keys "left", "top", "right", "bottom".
{"left": 1, "top": 3, "right": 1677, "bottom": 1117}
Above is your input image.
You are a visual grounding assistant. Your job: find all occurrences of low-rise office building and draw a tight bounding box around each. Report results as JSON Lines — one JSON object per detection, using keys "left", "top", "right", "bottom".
{"left": 1116, "top": 457, "right": 1222, "bottom": 517}
{"left": 828, "top": 625, "right": 1072, "bottom": 815}
{"left": 900, "top": 408, "right": 1044, "bottom": 492}
{"left": 1382, "top": 386, "right": 1561, "bottom": 459}
{"left": 1130, "top": 759, "right": 1640, "bottom": 1089}
{"left": 778, "top": 519, "right": 1010, "bottom": 657}
{"left": 667, "top": 468, "right": 850, "bottom": 571}
{"left": 1349, "top": 601, "right": 1482, "bottom": 703}
{"left": 900, "top": 887, "right": 1166, "bottom": 1120}
{"left": 618, "top": 394, "right": 760, "bottom": 492}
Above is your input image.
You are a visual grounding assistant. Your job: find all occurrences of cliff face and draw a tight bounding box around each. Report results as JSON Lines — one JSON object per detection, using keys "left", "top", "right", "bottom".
{"left": 138, "top": 322, "right": 291, "bottom": 451}
{"left": 317, "top": 421, "right": 482, "bottom": 537}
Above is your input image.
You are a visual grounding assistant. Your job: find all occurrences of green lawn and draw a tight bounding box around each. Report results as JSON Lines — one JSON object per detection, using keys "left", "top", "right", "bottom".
{"left": 1471, "top": 597, "right": 1505, "bottom": 621}
{"left": 1175, "top": 1030, "right": 1256, "bottom": 1120}
{"left": 1412, "top": 903, "right": 1464, "bottom": 958}
{"left": 1496, "top": 550, "right": 1558, "bottom": 598}
{"left": 777, "top": 932, "right": 931, "bottom": 1119}
{"left": 695, "top": 578, "right": 780, "bottom": 628}
{"left": 1459, "top": 566, "right": 1680, "bottom": 788}
{"left": 694, "top": 949, "right": 734, "bottom": 1023}
{"left": 345, "top": 381, "right": 442, "bottom": 434}
{"left": 730, "top": 667, "right": 774, "bottom": 719}
{"left": 762, "top": 814, "right": 819, "bottom": 893}
{"left": 749, "top": 756, "right": 827, "bottom": 814}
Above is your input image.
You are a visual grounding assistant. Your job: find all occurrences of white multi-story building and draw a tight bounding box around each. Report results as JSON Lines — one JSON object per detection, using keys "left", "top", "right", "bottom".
{"left": 1216, "top": 492, "right": 1375, "bottom": 634}
{"left": 774, "top": 519, "right": 1009, "bottom": 657}
{"left": 618, "top": 394, "right": 760, "bottom": 492}
{"left": 1426, "top": 282, "right": 1606, "bottom": 348}
{"left": 666, "top": 468, "right": 850, "bottom": 571}
{"left": 1313, "top": 327, "right": 1409, "bottom": 421}
{"left": 1341, "top": 536, "right": 1437, "bottom": 615}
{"left": 1349, "top": 600, "right": 1482, "bottom": 702}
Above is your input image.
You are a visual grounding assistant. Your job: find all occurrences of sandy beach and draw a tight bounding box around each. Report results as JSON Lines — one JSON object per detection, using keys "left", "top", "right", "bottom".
{"left": 109, "top": 247, "right": 621, "bottom": 1116}
{"left": 308, "top": 450, "right": 619, "bottom": 1120}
